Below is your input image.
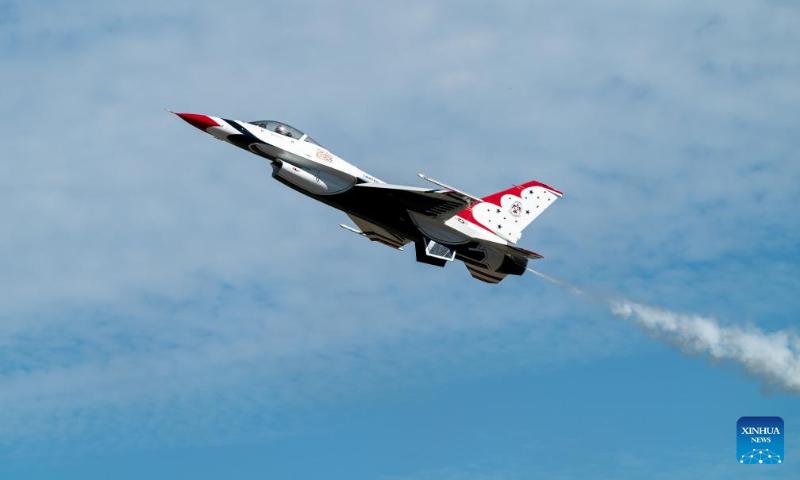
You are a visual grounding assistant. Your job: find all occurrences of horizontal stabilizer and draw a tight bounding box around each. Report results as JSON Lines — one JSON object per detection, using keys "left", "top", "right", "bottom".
{"left": 505, "top": 244, "right": 544, "bottom": 260}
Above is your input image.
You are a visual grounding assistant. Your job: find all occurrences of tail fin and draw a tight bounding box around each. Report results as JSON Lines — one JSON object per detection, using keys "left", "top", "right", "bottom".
{"left": 457, "top": 180, "right": 562, "bottom": 244}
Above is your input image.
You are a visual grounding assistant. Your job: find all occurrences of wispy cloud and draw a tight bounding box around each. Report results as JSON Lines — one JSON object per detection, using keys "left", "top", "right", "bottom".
{"left": 0, "top": 0, "right": 797, "bottom": 457}
{"left": 0, "top": 283, "right": 629, "bottom": 449}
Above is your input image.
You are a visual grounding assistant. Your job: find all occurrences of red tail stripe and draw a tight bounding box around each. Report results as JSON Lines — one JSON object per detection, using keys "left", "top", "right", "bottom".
{"left": 480, "top": 180, "right": 562, "bottom": 206}
{"left": 455, "top": 180, "right": 561, "bottom": 235}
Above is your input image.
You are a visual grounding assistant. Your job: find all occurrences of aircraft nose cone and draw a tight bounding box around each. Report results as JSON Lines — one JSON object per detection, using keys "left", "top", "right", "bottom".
{"left": 175, "top": 112, "right": 219, "bottom": 131}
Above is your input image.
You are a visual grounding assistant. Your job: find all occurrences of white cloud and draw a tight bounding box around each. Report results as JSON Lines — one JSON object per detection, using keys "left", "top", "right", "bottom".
{"left": 0, "top": 0, "right": 797, "bottom": 447}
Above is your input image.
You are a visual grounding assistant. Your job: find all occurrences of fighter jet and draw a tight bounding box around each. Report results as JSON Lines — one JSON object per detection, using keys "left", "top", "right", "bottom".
{"left": 173, "top": 112, "right": 562, "bottom": 284}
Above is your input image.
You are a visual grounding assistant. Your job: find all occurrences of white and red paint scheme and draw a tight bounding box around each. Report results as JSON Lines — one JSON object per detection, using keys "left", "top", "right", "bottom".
{"left": 174, "top": 111, "right": 562, "bottom": 284}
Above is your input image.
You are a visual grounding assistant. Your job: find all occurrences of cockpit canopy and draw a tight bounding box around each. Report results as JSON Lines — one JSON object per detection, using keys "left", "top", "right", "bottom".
{"left": 248, "top": 120, "right": 321, "bottom": 146}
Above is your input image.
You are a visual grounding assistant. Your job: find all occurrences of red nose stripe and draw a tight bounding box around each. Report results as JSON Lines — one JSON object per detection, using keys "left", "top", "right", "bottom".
{"left": 176, "top": 113, "right": 219, "bottom": 131}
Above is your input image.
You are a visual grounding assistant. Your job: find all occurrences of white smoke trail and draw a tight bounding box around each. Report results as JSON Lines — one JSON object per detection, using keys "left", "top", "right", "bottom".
{"left": 525, "top": 268, "right": 586, "bottom": 297}
{"left": 527, "top": 268, "right": 800, "bottom": 393}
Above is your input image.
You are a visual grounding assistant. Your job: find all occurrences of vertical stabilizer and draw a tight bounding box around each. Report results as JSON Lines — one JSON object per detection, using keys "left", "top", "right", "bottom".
{"left": 456, "top": 181, "right": 562, "bottom": 244}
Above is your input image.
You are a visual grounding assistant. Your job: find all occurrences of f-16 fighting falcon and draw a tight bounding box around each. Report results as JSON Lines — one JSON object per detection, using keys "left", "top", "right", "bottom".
{"left": 173, "top": 111, "right": 562, "bottom": 284}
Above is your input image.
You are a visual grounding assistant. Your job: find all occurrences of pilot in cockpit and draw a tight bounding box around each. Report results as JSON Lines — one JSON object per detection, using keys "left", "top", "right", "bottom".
{"left": 274, "top": 124, "right": 293, "bottom": 138}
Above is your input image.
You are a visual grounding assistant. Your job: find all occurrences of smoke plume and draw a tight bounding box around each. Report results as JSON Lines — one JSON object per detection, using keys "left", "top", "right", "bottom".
{"left": 527, "top": 268, "right": 800, "bottom": 393}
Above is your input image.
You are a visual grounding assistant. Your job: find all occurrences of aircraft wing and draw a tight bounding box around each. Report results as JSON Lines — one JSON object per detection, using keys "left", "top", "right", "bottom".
{"left": 344, "top": 214, "right": 410, "bottom": 250}
{"left": 351, "top": 182, "right": 547, "bottom": 263}
{"left": 353, "top": 182, "right": 475, "bottom": 219}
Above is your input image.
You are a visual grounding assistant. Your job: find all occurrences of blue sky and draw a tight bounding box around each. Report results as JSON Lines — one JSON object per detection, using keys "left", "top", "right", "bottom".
{"left": 1, "top": 0, "right": 798, "bottom": 478}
